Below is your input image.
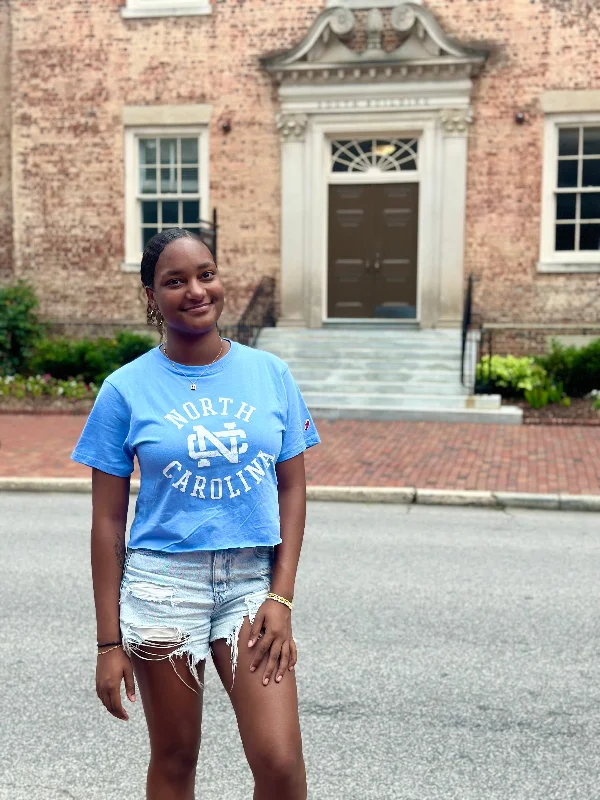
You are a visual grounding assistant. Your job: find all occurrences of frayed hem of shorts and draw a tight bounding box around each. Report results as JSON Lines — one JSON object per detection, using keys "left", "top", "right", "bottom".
{"left": 210, "top": 589, "right": 268, "bottom": 691}
{"left": 122, "top": 629, "right": 207, "bottom": 694}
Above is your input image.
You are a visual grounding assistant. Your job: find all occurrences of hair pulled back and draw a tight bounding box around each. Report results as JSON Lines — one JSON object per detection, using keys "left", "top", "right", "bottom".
{"left": 140, "top": 227, "right": 198, "bottom": 288}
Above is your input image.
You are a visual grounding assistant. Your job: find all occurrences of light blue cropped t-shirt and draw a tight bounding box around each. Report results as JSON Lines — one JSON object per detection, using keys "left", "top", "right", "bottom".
{"left": 72, "top": 341, "right": 320, "bottom": 553}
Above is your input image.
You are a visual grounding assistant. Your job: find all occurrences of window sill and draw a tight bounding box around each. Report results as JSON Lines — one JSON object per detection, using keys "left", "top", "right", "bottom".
{"left": 121, "top": 261, "right": 141, "bottom": 273}
{"left": 121, "top": 5, "right": 212, "bottom": 19}
{"left": 537, "top": 260, "right": 600, "bottom": 274}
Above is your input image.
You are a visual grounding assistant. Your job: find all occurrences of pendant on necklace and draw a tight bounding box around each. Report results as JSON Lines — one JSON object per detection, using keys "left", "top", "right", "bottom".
{"left": 191, "top": 384, "right": 197, "bottom": 391}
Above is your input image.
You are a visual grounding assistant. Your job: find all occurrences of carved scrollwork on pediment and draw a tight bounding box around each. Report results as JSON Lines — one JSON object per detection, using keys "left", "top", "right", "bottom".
{"left": 261, "top": 2, "right": 489, "bottom": 85}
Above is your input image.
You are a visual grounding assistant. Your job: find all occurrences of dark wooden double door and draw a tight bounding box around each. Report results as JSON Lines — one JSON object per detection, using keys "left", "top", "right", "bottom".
{"left": 328, "top": 183, "right": 419, "bottom": 319}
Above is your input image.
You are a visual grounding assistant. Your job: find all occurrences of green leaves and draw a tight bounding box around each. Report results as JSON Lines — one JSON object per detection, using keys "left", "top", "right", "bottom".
{"left": 0, "top": 281, "right": 46, "bottom": 374}
{"left": 476, "top": 355, "right": 547, "bottom": 395}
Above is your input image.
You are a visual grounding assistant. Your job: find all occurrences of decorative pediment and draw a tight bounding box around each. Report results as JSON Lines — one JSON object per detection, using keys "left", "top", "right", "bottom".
{"left": 261, "top": 2, "right": 488, "bottom": 84}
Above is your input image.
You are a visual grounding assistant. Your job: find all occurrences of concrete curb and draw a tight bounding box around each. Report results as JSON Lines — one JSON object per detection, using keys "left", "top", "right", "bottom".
{"left": 2, "top": 478, "right": 600, "bottom": 512}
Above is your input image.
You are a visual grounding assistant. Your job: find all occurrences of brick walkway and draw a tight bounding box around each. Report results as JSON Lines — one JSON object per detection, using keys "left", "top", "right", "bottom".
{"left": 1, "top": 414, "right": 599, "bottom": 494}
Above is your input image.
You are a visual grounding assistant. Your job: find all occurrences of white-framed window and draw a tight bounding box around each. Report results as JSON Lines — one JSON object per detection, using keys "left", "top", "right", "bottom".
{"left": 539, "top": 113, "right": 600, "bottom": 272}
{"left": 121, "top": 0, "right": 212, "bottom": 19}
{"left": 123, "top": 126, "right": 209, "bottom": 270}
{"left": 331, "top": 138, "right": 419, "bottom": 174}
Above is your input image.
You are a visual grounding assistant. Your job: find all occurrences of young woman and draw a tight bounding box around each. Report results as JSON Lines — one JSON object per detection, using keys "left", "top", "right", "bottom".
{"left": 72, "top": 228, "right": 319, "bottom": 800}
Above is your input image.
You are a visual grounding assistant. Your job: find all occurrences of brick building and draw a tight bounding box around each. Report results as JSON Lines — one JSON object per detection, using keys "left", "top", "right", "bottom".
{"left": 1, "top": 0, "right": 600, "bottom": 353}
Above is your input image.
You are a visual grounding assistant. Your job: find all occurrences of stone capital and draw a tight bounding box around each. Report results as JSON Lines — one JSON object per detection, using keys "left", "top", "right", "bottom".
{"left": 439, "top": 108, "right": 473, "bottom": 135}
{"left": 276, "top": 113, "right": 309, "bottom": 142}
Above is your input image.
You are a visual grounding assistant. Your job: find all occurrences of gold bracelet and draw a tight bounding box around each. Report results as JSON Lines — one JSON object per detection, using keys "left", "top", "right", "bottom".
{"left": 97, "top": 644, "right": 122, "bottom": 656}
{"left": 267, "top": 592, "right": 293, "bottom": 611}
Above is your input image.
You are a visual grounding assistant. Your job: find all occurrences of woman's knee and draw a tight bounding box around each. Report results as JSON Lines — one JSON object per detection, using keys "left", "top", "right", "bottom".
{"left": 250, "top": 745, "right": 305, "bottom": 786}
{"left": 150, "top": 738, "right": 201, "bottom": 782}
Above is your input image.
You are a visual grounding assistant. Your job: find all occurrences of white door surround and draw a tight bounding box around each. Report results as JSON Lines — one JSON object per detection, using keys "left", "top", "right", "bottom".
{"left": 261, "top": 2, "right": 488, "bottom": 329}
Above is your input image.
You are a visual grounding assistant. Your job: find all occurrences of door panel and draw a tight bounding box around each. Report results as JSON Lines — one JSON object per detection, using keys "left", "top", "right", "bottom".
{"left": 373, "top": 184, "right": 418, "bottom": 319}
{"left": 328, "top": 185, "right": 373, "bottom": 318}
{"left": 327, "top": 183, "right": 419, "bottom": 319}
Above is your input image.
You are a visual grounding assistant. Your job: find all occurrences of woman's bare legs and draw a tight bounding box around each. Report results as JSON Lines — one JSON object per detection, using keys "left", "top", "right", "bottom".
{"left": 132, "top": 652, "right": 205, "bottom": 800}
{"left": 211, "top": 618, "right": 307, "bottom": 800}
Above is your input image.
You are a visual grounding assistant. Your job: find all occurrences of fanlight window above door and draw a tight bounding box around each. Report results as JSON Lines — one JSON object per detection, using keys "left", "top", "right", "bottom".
{"left": 331, "top": 138, "right": 419, "bottom": 173}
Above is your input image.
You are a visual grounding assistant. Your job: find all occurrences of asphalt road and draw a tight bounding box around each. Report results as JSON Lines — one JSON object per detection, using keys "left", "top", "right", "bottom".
{"left": 1, "top": 494, "right": 600, "bottom": 800}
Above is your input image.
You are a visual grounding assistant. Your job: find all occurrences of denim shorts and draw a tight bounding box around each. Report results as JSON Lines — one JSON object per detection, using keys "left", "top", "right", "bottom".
{"left": 119, "top": 545, "right": 274, "bottom": 691}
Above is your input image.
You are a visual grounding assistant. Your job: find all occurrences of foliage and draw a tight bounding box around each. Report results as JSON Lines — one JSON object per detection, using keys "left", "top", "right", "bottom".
{"left": 476, "top": 355, "right": 548, "bottom": 396}
{"left": 0, "top": 281, "right": 46, "bottom": 375}
{"left": 538, "top": 339, "right": 600, "bottom": 397}
{"left": 524, "top": 386, "right": 549, "bottom": 409}
{"left": 0, "top": 374, "right": 98, "bottom": 401}
{"left": 29, "top": 330, "right": 155, "bottom": 384}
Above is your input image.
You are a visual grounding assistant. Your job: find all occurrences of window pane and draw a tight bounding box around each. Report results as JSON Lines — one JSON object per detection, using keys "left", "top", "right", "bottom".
{"left": 181, "top": 167, "right": 199, "bottom": 193}
{"left": 557, "top": 160, "right": 578, "bottom": 188}
{"left": 580, "top": 223, "right": 600, "bottom": 250}
{"left": 558, "top": 128, "right": 579, "bottom": 156}
{"left": 580, "top": 192, "right": 600, "bottom": 219}
{"left": 162, "top": 200, "right": 179, "bottom": 224}
{"left": 140, "top": 168, "right": 157, "bottom": 194}
{"left": 555, "top": 223, "right": 575, "bottom": 251}
{"left": 141, "top": 201, "right": 158, "bottom": 224}
{"left": 139, "top": 139, "right": 157, "bottom": 165}
{"left": 183, "top": 200, "right": 200, "bottom": 224}
{"left": 181, "top": 138, "right": 198, "bottom": 164}
{"left": 582, "top": 159, "right": 600, "bottom": 187}
{"left": 161, "top": 168, "right": 177, "bottom": 193}
{"left": 583, "top": 128, "right": 600, "bottom": 155}
{"left": 160, "top": 138, "right": 177, "bottom": 165}
{"left": 142, "top": 227, "right": 158, "bottom": 248}
{"left": 556, "top": 193, "right": 576, "bottom": 220}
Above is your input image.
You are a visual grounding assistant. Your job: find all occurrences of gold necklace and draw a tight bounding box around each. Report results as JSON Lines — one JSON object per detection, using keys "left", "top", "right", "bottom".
{"left": 160, "top": 340, "right": 224, "bottom": 390}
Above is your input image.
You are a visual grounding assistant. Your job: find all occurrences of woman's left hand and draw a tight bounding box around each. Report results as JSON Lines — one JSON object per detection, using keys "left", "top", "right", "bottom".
{"left": 248, "top": 599, "right": 297, "bottom": 685}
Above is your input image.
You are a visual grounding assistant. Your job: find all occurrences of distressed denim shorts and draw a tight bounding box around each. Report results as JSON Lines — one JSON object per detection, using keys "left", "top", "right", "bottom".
{"left": 119, "top": 545, "right": 274, "bottom": 691}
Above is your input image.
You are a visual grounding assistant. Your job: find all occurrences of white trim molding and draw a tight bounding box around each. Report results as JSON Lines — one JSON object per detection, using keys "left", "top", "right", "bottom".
{"left": 122, "top": 124, "right": 210, "bottom": 272}
{"left": 121, "top": 0, "right": 211, "bottom": 19}
{"left": 122, "top": 104, "right": 212, "bottom": 126}
{"left": 326, "top": 0, "right": 424, "bottom": 7}
{"left": 541, "top": 90, "right": 600, "bottom": 115}
{"left": 538, "top": 110, "right": 600, "bottom": 273}
{"left": 273, "top": 82, "right": 474, "bottom": 328}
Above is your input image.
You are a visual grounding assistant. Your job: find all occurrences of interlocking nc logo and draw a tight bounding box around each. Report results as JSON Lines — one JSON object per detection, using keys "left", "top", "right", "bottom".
{"left": 187, "top": 423, "right": 248, "bottom": 468}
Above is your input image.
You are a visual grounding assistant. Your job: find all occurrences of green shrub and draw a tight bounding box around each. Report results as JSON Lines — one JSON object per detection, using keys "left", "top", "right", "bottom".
{"left": 476, "top": 355, "right": 547, "bottom": 397}
{"left": 538, "top": 339, "right": 600, "bottom": 397}
{"left": 0, "top": 281, "right": 46, "bottom": 375}
{"left": 29, "top": 330, "right": 155, "bottom": 384}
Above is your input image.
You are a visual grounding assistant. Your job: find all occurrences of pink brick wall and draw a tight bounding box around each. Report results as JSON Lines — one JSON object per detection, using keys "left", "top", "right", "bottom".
{"left": 3, "top": 0, "right": 600, "bottom": 344}
{"left": 0, "top": 1, "right": 13, "bottom": 282}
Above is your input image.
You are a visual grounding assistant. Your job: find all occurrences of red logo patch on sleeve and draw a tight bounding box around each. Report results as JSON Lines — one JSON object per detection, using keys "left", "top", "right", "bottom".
{"left": 304, "top": 419, "right": 310, "bottom": 431}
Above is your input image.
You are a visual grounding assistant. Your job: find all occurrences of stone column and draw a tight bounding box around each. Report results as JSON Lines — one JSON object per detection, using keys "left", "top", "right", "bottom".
{"left": 277, "top": 113, "right": 309, "bottom": 327}
{"left": 437, "top": 108, "right": 472, "bottom": 327}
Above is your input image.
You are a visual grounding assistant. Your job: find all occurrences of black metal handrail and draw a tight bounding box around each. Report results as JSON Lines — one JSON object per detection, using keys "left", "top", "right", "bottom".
{"left": 461, "top": 274, "right": 473, "bottom": 387}
{"left": 198, "top": 208, "right": 218, "bottom": 263}
{"left": 219, "top": 276, "right": 276, "bottom": 347}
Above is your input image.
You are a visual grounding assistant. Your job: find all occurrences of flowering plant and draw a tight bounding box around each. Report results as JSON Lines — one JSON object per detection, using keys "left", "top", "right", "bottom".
{"left": 0, "top": 374, "right": 98, "bottom": 400}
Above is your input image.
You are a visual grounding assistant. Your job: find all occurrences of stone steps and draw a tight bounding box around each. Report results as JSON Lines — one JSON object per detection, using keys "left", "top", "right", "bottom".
{"left": 256, "top": 327, "right": 522, "bottom": 425}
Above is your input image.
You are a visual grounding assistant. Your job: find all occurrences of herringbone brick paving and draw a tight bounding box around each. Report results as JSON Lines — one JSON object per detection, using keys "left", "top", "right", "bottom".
{"left": 1, "top": 414, "right": 599, "bottom": 494}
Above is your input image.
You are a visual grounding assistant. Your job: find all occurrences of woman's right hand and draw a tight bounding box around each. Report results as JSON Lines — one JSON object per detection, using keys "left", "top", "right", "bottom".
{"left": 96, "top": 648, "right": 136, "bottom": 721}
